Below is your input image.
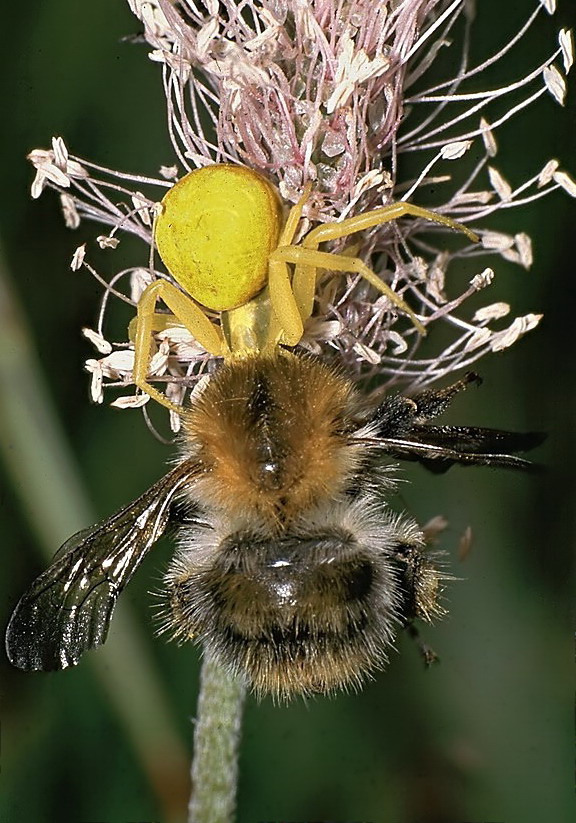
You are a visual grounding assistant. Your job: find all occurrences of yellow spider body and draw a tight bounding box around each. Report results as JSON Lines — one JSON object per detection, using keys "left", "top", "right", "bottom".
{"left": 135, "top": 164, "right": 478, "bottom": 412}
{"left": 155, "top": 165, "right": 282, "bottom": 312}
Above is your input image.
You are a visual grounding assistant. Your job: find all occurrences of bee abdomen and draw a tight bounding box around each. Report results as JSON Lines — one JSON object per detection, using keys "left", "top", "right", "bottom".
{"left": 165, "top": 525, "right": 402, "bottom": 699}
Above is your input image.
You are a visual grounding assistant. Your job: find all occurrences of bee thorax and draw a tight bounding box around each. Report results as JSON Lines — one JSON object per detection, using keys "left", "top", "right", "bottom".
{"left": 181, "top": 352, "right": 363, "bottom": 524}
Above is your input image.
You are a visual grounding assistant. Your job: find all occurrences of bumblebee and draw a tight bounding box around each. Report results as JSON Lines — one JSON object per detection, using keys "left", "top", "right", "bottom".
{"left": 5, "top": 354, "right": 541, "bottom": 697}
{"left": 5, "top": 165, "right": 542, "bottom": 698}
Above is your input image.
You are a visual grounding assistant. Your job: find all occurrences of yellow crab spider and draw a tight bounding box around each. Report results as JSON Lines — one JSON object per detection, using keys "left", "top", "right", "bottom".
{"left": 133, "top": 164, "right": 478, "bottom": 412}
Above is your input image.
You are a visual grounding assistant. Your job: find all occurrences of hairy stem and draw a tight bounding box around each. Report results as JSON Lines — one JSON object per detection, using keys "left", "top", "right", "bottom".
{"left": 189, "top": 653, "right": 246, "bottom": 823}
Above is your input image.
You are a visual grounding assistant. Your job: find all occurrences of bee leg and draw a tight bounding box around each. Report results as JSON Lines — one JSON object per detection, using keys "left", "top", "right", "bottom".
{"left": 406, "top": 622, "right": 439, "bottom": 668}
{"left": 410, "top": 372, "right": 482, "bottom": 421}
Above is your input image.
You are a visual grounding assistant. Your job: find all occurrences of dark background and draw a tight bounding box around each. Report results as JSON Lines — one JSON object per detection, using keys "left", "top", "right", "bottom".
{"left": 1, "top": 2, "right": 574, "bottom": 822}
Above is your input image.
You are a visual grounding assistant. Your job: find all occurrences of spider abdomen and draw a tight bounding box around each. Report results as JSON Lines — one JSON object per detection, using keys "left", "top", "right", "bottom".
{"left": 155, "top": 164, "right": 283, "bottom": 311}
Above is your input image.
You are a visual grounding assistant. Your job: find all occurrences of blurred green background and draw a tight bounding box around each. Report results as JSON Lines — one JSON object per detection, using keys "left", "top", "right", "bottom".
{"left": 1, "top": 2, "right": 574, "bottom": 822}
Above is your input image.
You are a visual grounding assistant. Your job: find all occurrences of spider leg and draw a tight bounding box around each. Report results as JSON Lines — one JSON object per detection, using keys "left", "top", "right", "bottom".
{"left": 268, "top": 255, "right": 306, "bottom": 344}
{"left": 286, "top": 200, "right": 478, "bottom": 337}
{"left": 279, "top": 182, "right": 313, "bottom": 245}
{"left": 133, "top": 279, "right": 228, "bottom": 411}
{"left": 271, "top": 245, "right": 426, "bottom": 338}
{"left": 302, "top": 201, "right": 479, "bottom": 247}
{"left": 265, "top": 183, "right": 315, "bottom": 346}
{"left": 127, "top": 310, "right": 181, "bottom": 341}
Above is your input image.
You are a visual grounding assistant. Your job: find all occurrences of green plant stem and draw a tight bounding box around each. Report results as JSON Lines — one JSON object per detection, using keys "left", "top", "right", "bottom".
{"left": 189, "top": 653, "right": 247, "bottom": 823}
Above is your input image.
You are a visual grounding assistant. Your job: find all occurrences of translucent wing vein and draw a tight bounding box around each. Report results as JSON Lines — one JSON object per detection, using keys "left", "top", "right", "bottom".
{"left": 6, "top": 459, "right": 199, "bottom": 671}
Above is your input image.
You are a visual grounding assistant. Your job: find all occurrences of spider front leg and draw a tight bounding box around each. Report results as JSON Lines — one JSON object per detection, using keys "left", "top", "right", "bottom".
{"left": 280, "top": 200, "right": 479, "bottom": 341}
{"left": 270, "top": 245, "right": 427, "bottom": 342}
{"left": 303, "top": 201, "right": 478, "bottom": 248}
{"left": 265, "top": 183, "right": 314, "bottom": 348}
{"left": 133, "top": 279, "right": 228, "bottom": 412}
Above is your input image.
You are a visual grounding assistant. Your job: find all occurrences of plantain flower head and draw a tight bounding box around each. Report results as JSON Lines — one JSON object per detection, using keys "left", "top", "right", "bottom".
{"left": 29, "top": 0, "right": 574, "bottom": 430}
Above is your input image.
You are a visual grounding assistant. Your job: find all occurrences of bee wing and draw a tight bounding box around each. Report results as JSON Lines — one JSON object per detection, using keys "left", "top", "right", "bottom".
{"left": 410, "top": 425, "right": 545, "bottom": 455}
{"left": 5, "top": 458, "right": 200, "bottom": 671}
{"left": 373, "top": 426, "right": 544, "bottom": 473}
